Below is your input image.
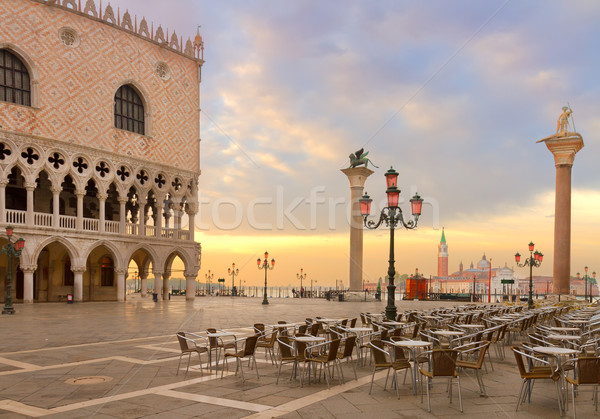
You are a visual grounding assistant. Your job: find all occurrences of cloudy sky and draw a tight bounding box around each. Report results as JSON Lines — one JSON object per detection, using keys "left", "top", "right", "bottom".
{"left": 119, "top": 0, "right": 599, "bottom": 287}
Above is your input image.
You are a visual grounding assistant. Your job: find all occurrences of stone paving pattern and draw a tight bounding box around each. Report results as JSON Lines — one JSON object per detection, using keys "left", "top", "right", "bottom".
{"left": 0, "top": 296, "right": 595, "bottom": 418}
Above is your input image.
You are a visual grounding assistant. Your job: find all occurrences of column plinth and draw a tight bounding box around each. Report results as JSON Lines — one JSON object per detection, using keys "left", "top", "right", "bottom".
{"left": 341, "top": 167, "right": 374, "bottom": 291}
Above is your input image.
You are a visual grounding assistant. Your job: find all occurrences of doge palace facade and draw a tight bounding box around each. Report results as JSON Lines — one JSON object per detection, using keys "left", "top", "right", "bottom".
{"left": 0, "top": 0, "right": 204, "bottom": 303}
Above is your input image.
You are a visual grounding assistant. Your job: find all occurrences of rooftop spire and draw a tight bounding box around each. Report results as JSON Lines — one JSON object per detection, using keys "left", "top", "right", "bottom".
{"left": 440, "top": 227, "right": 446, "bottom": 243}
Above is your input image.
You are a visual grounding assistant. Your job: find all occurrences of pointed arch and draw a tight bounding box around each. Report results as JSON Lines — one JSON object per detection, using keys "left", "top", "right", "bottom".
{"left": 82, "top": 239, "right": 124, "bottom": 271}
{"left": 164, "top": 246, "right": 194, "bottom": 274}
{"left": 31, "top": 235, "right": 80, "bottom": 266}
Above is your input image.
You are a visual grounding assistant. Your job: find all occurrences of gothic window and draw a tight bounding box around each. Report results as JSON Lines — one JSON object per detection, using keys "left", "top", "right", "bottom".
{"left": 114, "top": 84, "right": 145, "bottom": 135}
{"left": 100, "top": 256, "right": 114, "bottom": 287}
{"left": 0, "top": 49, "right": 31, "bottom": 106}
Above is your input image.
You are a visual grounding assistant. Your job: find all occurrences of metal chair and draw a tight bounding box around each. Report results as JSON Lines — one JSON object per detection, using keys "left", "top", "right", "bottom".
{"left": 419, "top": 349, "right": 463, "bottom": 413}
{"left": 222, "top": 334, "right": 260, "bottom": 382}
{"left": 564, "top": 356, "right": 600, "bottom": 418}
{"left": 176, "top": 332, "right": 208, "bottom": 376}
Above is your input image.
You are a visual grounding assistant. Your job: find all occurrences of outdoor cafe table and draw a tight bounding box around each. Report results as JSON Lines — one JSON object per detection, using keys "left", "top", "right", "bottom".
{"left": 347, "top": 327, "right": 374, "bottom": 365}
{"left": 381, "top": 321, "right": 406, "bottom": 328}
{"left": 206, "top": 331, "right": 236, "bottom": 375}
{"left": 269, "top": 323, "right": 297, "bottom": 336}
{"left": 459, "top": 324, "right": 485, "bottom": 329}
{"left": 532, "top": 346, "right": 577, "bottom": 413}
{"left": 292, "top": 336, "right": 326, "bottom": 383}
{"left": 390, "top": 340, "right": 432, "bottom": 395}
{"left": 547, "top": 334, "right": 582, "bottom": 347}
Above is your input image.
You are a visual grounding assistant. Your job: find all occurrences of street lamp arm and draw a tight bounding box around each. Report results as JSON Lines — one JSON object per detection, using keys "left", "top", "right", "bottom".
{"left": 364, "top": 207, "right": 419, "bottom": 230}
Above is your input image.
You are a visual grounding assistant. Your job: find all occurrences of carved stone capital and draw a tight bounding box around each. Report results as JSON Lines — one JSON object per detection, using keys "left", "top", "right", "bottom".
{"left": 71, "top": 266, "right": 87, "bottom": 274}
{"left": 20, "top": 265, "right": 37, "bottom": 273}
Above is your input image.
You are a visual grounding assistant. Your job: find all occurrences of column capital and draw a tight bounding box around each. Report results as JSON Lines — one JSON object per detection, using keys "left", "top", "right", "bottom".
{"left": 153, "top": 271, "right": 163, "bottom": 277}
{"left": 341, "top": 167, "right": 375, "bottom": 189}
{"left": 538, "top": 133, "right": 584, "bottom": 167}
{"left": 75, "top": 190, "right": 86, "bottom": 197}
{"left": 118, "top": 196, "right": 128, "bottom": 204}
{"left": 115, "top": 268, "right": 128, "bottom": 275}
{"left": 51, "top": 186, "right": 62, "bottom": 194}
{"left": 184, "top": 272, "right": 198, "bottom": 280}
{"left": 20, "top": 265, "right": 37, "bottom": 273}
{"left": 71, "top": 266, "right": 86, "bottom": 274}
{"left": 0, "top": 179, "right": 9, "bottom": 187}
{"left": 97, "top": 193, "right": 108, "bottom": 201}
{"left": 25, "top": 182, "right": 36, "bottom": 191}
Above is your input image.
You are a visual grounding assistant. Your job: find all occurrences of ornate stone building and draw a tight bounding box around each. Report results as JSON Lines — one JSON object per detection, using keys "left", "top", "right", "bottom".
{"left": 0, "top": 0, "right": 204, "bottom": 303}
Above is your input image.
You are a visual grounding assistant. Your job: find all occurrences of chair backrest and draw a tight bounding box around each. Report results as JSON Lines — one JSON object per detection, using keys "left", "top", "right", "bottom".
{"left": 431, "top": 349, "right": 458, "bottom": 377}
{"left": 206, "top": 328, "right": 217, "bottom": 346}
{"left": 326, "top": 339, "right": 341, "bottom": 362}
{"left": 278, "top": 336, "right": 294, "bottom": 358}
{"left": 341, "top": 335, "right": 357, "bottom": 358}
{"left": 310, "top": 323, "right": 320, "bottom": 336}
{"left": 278, "top": 320, "right": 287, "bottom": 324}
{"left": 297, "top": 324, "right": 308, "bottom": 334}
{"left": 243, "top": 334, "right": 259, "bottom": 356}
{"left": 380, "top": 329, "right": 388, "bottom": 341}
{"left": 341, "top": 319, "right": 348, "bottom": 327}
{"left": 369, "top": 339, "right": 389, "bottom": 365}
{"left": 350, "top": 318, "right": 357, "bottom": 328}
{"left": 267, "top": 330, "right": 278, "bottom": 344}
{"left": 411, "top": 322, "right": 421, "bottom": 339}
{"left": 254, "top": 323, "right": 265, "bottom": 333}
{"left": 576, "top": 356, "right": 600, "bottom": 385}
{"left": 472, "top": 341, "right": 490, "bottom": 369}
{"left": 176, "top": 332, "right": 190, "bottom": 351}
{"left": 511, "top": 346, "right": 528, "bottom": 378}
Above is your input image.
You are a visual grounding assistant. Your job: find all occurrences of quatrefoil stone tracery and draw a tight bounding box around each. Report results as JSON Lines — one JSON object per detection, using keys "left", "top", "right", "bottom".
{"left": 155, "top": 174, "right": 166, "bottom": 188}
{"left": 137, "top": 170, "right": 148, "bottom": 185}
{"left": 73, "top": 157, "right": 88, "bottom": 173}
{"left": 96, "top": 161, "right": 110, "bottom": 177}
{"left": 48, "top": 152, "right": 65, "bottom": 169}
{"left": 117, "top": 166, "right": 130, "bottom": 181}
{"left": 0, "top": 143, "right": 11, "bottom": 160}
{"left": 21, "top": 147, "right": 39, "bottom": 165}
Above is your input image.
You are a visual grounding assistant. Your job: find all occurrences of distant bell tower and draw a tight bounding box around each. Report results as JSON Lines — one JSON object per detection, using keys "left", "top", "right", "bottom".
{"left": 437, "top": 228, "right": 449, "bottom": 277}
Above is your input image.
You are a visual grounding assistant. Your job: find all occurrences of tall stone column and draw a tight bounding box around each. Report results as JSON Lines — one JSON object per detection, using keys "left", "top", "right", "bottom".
{"left": 52, "top": 187, "right": 61, "bottom": 228}
{"left": 0, "top": 179, "right": 8, "bottom": 223}
{"left": 118, "top": 197, "right": 127, "bottom": 234}
{"left": 72, "top": 266, "right": 86, "bottom": 302}
{"left": 185, "top": 273, "right": 197, "bottom": 301}
{"left": 162, "top": 271, "right": 170, "bottom": 300}
{"left": 140, "top": 272, "right": 148, "bottom": 297}
{"left": 154, "top": 271, "right": 163, "bottom": 300}
{"left": 341, "top": 167, "right": 374, "bottom": 291}
{"left": 116, "top": 269, "right": 126, "bottom": 301}
{"left": 25, "top": 183, "right": 35, "bottom": 226}
{"left": 22, "top": 265, "right": 37, "bottom": 303}
{"left": 539, "top": 133, "right": 584, "bottom": 295}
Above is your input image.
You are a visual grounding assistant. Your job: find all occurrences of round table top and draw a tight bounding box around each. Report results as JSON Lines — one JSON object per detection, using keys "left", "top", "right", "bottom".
{"left": 391, "top": 340, "right": 432, "bottom": 347}
{"left": 422, "top": 315, "right": 440, "bottom": 319}
{"left": 549, "top": 327, "right": 580, "bottom": 332}
{"left": 293, "top": 336, "right": 325, "bottom": 342}
{"left": 347, "top": 327, "right": 372, "bottom": 333}
{"left": 316, "top": 318, "right": 340, "bottom": 323}
{"left": 432, "top": 330, "right": 464, "bottom": 336}
{"left": 459, "top": 324, "right": 485, "bottom": 328}
{"left": 381, "top": 321, "right": 405, "bottom": 325}
{"left": 272, "top": 323, "right": 297, "bottom": 327}
{"left": 548, "top": 334, "right": 581, "bottom": 340}
{"left": 533, "top": 346, "right": 577, "bottom": 355}
{"left": 566, "top": 320, "right": 589, "bottom": 324}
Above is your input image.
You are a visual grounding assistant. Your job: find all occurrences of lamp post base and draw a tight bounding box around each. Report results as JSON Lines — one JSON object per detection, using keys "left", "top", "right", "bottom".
{"left": 262, "top": 299, "right": 269, "bottom": 305}
{"left": 2, "top": 306, "right": 15, "bottom": 315}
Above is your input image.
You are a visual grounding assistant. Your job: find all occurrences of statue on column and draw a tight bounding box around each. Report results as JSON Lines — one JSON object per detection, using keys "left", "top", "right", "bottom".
{"left": 556, "top": 105, "right": 573, "bottom": 134}
{"left": 348, "top": 148, "right": 379, "bottom": 169}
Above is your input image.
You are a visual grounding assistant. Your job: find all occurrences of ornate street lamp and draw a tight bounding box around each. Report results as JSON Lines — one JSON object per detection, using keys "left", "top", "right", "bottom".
{"left": 360, "top": 167, "right": 423, "bottom": 320}
{"left": 227, "top": 263, "right": 239, "bottom": 296}
{"left": 297, "top": 268, "right": 307, "bottom": 298}
{"left": 515, "top": 241, "right": 543, "bottom": 309}
{"left": 257, "top": 251, "right": 275, "bottom": 305}
{"left": 577, "top": 267, "right": 595, "bottom": 303}
{"left": 2, "top": 226, "right": 25, "bottom": 315}
{"left": 205, "top": 270, "right": 213, "bottom": 295}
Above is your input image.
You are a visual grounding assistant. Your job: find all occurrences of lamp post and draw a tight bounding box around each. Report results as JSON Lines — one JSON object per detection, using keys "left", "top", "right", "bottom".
{"left": 297, "top": 268, "right": 307, "bottom": 298}
{"left": 360, "top": 166, "right": 423, "bottom": 320}
{"left": 577, "top": 267, "right": 596, "bottom": 303}
{"left": 134, "top": 270, "right": 138, "bottom": 292}
{"left": 205, "top": 270, "right": 213, "bottom": 296}
{"left": 227, "top": 263, "right": 239, "bottom": 296}
{"left": 2, "top": 226, "right": 25, "bottom": 315}
{"left": 515, "top": 241, "right": 543, "bottom": 309}
{"left": 257, "top": 251, "right": 275, "bottom": 305}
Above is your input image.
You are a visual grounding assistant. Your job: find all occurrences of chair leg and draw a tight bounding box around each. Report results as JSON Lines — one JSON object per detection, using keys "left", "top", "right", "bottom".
{"left": 254, "top": 355, "right": 259, "bottom": 379}
{"left": 516, "top": 380, "right": 526, "bottom": 411}
{"left": 384, "top": 368, "right": 390, "bottom": 391}
{"left": 427, "top": 377, "right": 431, "bottom": 412}
{"left": 185, "top": 353, "right": 192, "bottom": 375}
{"left": 369, "top": 367, "right": 376, "bottom": 394}
{"left": 177, "top": 354, "right": 184, "bottom": 375}
{"left": 196, "top": 351, "right": 204, "bottom": 376}
{"left": 571, "top": 383, "right": 576, "bottom": 419}
{"left": 276, "top": 359, "right": 283, "bottom": 384}
{"left": 324, "top": 363, "right": 331, "bottom": 389}
{"left": 457, "top": 376, "right": 463, "bottom": 413}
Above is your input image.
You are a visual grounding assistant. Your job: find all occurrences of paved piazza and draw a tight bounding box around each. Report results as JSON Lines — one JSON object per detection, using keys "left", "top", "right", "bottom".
{"left": 0, "top": 297, "right": 591, "bottom": 418}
